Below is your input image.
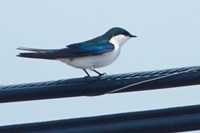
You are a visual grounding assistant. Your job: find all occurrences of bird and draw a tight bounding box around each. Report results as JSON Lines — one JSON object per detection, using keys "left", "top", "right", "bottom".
{"left": 17, "top": 27, "right": 137, "bottom": 77}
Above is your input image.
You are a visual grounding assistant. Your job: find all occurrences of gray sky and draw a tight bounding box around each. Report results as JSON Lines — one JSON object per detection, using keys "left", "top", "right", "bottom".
{"left": 0, "top": 0, "right": 200, "bottom": 127}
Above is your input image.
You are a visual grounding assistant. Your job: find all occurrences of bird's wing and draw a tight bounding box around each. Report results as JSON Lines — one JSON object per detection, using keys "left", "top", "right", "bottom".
{"left": 17, "top": 42, "right": 114, "bottom": 59}
{"left": 66, "top": 42, "right": 114, "bottom": 57}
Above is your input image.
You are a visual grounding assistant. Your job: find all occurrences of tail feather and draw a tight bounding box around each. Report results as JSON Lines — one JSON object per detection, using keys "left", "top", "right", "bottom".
{"left": 17, "top": 52, "right": 53, "bottom": 59}
{"left": 17, "top": 47, "right": 49, "bottom": 53}
{"left": 17, "top": 47, "right": 59, "bottom": 59}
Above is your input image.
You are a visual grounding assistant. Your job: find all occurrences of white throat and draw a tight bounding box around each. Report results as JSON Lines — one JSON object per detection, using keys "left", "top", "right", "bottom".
{"left": 109, "top": 34, "right": 130, "bottom": 47}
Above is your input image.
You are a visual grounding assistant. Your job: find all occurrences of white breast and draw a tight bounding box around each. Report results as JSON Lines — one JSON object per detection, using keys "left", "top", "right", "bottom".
{"left": 59, "top": 34, "right": 130, "bottom": 69}
{"left": 109, "top": 34, "right": 130, "bottom": 47}
{"left": 58, "top": 49, "right": 120, "bottom": 69}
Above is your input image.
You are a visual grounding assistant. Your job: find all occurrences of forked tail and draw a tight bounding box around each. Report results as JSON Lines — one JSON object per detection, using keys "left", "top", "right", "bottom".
{"left": 17, "top": 47, "right": 58, "bottom": 59}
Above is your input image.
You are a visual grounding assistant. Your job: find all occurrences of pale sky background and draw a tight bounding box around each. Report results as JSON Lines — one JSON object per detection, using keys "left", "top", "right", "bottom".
{"left": 0, "top": 0, "right": 200, "bottom": 128}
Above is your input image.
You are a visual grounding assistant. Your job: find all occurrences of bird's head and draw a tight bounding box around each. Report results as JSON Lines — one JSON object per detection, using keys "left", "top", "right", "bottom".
{"left": 104, "top": 27, "right": 137, "bottom": 47}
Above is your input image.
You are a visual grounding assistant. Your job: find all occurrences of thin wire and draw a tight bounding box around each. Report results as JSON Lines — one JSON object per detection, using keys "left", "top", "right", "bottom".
{"left": 105, "top": 67, "right": 197, "bottom": 94}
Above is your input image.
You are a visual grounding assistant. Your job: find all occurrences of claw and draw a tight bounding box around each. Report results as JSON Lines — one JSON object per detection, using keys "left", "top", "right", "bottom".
{"left": 84, "top": 75, "right": 91, "bottom": 79}
{"left": 82, "top": 69, "right": 91, "bottom": 77}
{"left": 92, "top": 69, "right": 106, "bottom": 77}
{"left": 99, "top": 73, "right": 106, "bottom": 77}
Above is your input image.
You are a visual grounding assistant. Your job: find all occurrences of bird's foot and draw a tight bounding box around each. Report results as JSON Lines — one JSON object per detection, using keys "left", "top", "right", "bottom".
{"left": 84, "top": 75, "right": 91, "bottom": 79}
{"left": 98, "top": 72, "right": 107, "bottom": 77}
{"left": 92, "top": 69, "right": 106, "bottom": 77}
{"left": 82, "top": 69, "right": 91, "bottom": 79}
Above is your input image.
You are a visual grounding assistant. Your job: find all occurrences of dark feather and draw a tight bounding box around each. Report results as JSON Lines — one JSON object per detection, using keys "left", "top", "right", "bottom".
{"left": 66, "top": 42, "right": 114, "bottom": 56}
{"left": 17, "top": 42, "right": 114, "bottom": 59}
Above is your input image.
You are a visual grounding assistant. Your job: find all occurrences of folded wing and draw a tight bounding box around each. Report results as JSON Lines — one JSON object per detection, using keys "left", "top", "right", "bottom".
{"left": 17, "top": 42, "right": 114, "bottom": 59}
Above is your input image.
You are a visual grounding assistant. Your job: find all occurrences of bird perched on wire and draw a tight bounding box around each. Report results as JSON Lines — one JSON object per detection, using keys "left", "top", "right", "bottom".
{"left": 17, "top": 27, "right": 136, "bottom": 77}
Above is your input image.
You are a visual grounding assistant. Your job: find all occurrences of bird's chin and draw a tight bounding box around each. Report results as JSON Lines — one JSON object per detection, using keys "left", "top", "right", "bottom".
{"left": 110, "top": 35, "right": 130, "bottom": 47}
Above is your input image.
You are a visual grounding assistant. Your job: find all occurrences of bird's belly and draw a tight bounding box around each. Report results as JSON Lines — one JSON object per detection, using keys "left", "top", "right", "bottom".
{"left": 58, "top": 49, "right": 120, "bottom": 69}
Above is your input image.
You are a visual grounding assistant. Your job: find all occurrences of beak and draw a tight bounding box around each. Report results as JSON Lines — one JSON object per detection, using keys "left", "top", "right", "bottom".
{"left": 130, "top": 34, "right": 137, "bottom": 38}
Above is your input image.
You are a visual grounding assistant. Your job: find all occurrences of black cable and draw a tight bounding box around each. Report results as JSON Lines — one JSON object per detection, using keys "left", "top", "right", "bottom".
{"left": 1, "top": 104, "right": 200, "bottom": 133}
{"left": 0, "top": 66, "right": 200, "bottom": 103}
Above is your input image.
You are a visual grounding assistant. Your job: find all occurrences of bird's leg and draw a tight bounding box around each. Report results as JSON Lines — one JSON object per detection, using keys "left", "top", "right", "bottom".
{"left": 92, "top": 69, "right": 106, "bottom": 77}
{"left": 82, "top": 69, "right": 90, "bottom": 77}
